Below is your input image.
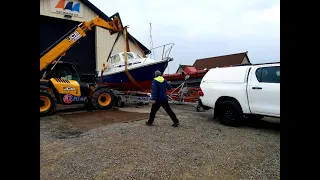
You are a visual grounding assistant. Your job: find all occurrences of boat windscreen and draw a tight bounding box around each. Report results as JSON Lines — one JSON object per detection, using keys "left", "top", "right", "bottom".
{"left": 122, "top": 53, "right": 134, "bottom": 59}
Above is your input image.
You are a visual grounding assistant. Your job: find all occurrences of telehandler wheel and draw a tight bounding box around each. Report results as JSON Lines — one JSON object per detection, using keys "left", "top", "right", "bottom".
{"left": 91, "top": 88, "right": 114, "bottom": 110}
{"left": 40, "top": 90, "right": 56, "bottom": 117}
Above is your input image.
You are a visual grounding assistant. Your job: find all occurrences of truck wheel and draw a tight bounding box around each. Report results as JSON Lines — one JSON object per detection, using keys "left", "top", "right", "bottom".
{"left": 91, "top": 88, "right": 114, "bottom": 110}
{"left": 40, "top": 90, "right": 56, "bottom": 117}
{"left": 218, "top": 101, "right": 243, "bottom": 126}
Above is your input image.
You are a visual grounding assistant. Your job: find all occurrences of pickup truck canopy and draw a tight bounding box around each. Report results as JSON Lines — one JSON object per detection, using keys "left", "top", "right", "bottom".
{"left": 202, "top": 66, "right": 251, "bottom": 83}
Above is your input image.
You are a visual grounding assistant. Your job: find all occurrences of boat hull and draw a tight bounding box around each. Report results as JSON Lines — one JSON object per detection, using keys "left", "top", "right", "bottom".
{"left": 101, "top": 60, "right": 169, "bottom": 91}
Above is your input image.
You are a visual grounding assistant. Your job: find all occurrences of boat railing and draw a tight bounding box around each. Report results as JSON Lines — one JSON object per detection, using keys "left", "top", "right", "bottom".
{"left": 144, "top": 43, "right": 174, "bottom": 60}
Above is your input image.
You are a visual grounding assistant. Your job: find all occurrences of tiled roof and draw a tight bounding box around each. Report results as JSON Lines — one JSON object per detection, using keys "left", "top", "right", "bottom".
{"left": 193, "top": 52, "right": 250, "bottom": 70}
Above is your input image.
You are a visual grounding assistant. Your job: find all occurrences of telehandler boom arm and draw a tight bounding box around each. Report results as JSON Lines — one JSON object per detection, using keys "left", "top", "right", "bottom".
{"left": 40, "top": 13, "right": 123, "bottom": 72}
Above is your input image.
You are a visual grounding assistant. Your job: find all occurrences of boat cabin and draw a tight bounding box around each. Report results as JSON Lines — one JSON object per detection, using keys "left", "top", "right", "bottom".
{"left": 106, "top": 52, "right": 155, "bottom": 70}
{"left": 109, "top": 52, "right": 143, "bottom": 64}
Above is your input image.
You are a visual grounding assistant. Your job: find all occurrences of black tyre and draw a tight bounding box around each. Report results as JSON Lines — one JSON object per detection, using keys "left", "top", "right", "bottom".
{"left": 85, "top": 101, "right": 93, "bottom": 111}
{"left": 117, "top": 99, "right": 124, "bottom": 107}
{"left": 196, "top": 104, "right": 202, "bottom": 112}
{"left": 91, "top": 88, "right": 114, "bottom": 110}
{"left": 218, "top": 101, "right": 243, "bottom": 126}
{"left": 40, "top": 90, "right": 56, "bottom": 117}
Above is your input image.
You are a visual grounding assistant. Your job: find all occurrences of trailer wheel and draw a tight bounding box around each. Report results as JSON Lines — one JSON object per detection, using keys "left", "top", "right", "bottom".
{"left": 117, "top": 99, "right": 124, "bottom": 107}
{"left": 218, "top": 101, "right": 243, "bottom": 126}
{"left": 196, "top": 104, "right": 202, "bottom": 112}
{"left": 40, "top": 90, "right": 56, "bottom": 117}
{"left": 91, "top": 88, "right": 114, "bottom": 110}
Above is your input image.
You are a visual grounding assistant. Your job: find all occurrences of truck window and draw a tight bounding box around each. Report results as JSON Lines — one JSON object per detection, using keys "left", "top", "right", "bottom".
{"left": 255, "top": 68, "right": 262, "bottom": 82}
{"left": 255, "top": 66, "right": 280, "bottom": 83}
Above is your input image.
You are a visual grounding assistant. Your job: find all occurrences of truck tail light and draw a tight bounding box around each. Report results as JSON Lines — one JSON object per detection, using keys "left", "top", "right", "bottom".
{"left": 198, "top": 88, "right": 204, "bottom": 96}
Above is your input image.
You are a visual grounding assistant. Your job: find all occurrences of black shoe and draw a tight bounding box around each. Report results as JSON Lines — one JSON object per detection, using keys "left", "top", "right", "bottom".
{"left": 172, "top": 122, "right": 179, "bottom": 127}
{"left": 146, "top": 122, "right": 153, "bottom": 126}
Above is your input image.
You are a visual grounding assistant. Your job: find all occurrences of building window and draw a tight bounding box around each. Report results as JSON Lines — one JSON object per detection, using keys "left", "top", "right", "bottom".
{"left": 255, "top": 66, "right": 280, "bottom": 83}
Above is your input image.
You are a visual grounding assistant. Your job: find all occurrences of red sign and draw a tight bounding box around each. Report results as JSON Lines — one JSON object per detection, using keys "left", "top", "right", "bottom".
{"left": 63, "top": 94, "right": 73, "bottom": 104}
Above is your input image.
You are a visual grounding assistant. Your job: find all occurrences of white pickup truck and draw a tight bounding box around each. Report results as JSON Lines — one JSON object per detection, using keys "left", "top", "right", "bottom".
{"left": 198, "top": 62, "right": 280, "bottom": 126}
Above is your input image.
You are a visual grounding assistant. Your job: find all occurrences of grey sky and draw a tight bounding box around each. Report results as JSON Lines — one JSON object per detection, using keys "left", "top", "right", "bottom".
{"left": 90, "top": 0, "right": 280, "bottom": 73}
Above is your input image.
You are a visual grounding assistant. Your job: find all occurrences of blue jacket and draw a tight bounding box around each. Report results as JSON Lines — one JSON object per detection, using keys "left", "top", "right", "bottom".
{"left": 151, "top": 76, "right": 172, "bottom": 102}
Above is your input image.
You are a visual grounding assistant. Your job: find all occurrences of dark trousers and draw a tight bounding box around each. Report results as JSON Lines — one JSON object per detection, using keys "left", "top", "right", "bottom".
{"left": 147, "top": 101, "right": 179, "bottom": 124}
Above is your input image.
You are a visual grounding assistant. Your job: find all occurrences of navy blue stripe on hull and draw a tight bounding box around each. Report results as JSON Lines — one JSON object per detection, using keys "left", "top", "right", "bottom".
{"left": 102, "top": 61, "right": 169, "bottom": 83}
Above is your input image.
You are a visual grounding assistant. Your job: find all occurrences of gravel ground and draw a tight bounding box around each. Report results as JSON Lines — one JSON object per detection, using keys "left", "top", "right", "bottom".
{"left": 40, "top": 104, "right": 280, "bottom": 180}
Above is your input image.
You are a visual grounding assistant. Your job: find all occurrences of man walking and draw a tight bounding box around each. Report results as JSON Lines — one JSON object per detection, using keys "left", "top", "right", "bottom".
{"left": 146, "top": 70, "right": 180, "bottom": 127}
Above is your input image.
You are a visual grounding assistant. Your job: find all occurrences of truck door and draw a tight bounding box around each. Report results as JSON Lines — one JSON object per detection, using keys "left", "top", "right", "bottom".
{"left": 248, "top": 65, "right": 280, "bottom": 116}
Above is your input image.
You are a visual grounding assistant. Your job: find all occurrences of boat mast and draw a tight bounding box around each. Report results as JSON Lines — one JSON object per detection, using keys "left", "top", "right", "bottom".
{"left": 149, "top": 23, "right": 155, "bottom": 59}
{"left": 148, "top": 23, "right": 169, "bottom": 74}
